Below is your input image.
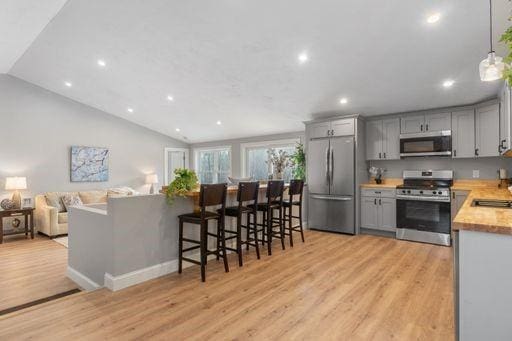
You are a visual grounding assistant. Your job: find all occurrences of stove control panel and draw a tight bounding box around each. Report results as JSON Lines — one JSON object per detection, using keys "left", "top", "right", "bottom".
{"left": 396, "top": 188, "right": 450, "bottom": 197}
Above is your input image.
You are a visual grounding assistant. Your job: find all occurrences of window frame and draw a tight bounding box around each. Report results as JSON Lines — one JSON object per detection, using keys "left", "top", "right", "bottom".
{"left": 241, "top": 138, "right": 300, "bottom": 180}
{"left": 193, "top": 145, "right": 232, "bottom": 184}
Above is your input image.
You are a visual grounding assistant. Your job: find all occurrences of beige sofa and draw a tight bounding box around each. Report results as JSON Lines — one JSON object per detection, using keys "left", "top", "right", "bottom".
{"left": 35, "top": 188, "right": 137, "bottom": 237}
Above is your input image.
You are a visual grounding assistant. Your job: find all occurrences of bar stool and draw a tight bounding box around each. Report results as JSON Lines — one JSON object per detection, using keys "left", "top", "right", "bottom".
{"left": 249, "top": 180, "right": 285, "bottom": 256}
{"left": 178, "top": 183, "right": 229, "bottom": 282}
{"left": 219, "top": 182, "right": 260, "bottom": 266}
{"left": 283, "top": 179, "right": 305, "bottom": 247}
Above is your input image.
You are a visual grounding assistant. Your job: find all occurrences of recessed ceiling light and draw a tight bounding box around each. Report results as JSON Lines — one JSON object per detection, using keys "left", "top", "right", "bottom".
{"left": 127, "top": 107, "right": 134, "bottom": 113}
{"left": 167, "top": 95, "right": 174, "bottom": 101}
{"left": 298, "top": 52, "right": 309, "bottom": 64}
{"left": 443, "top": 79, "right": 455, "bottom": 88}
{"left": 97, "top": 59, "right": 106, "bottom": 67}
{"left": 216, "top": 120, "right": 222, "bottom": 125}
{"left": 175, "top": 128, "right": 180, "bottom": 132}
{"left": 339, "top": 98, "right": 348, "bottom": 104}
{"left": 64, "top": 81, "right": 72, "bottom": 87}
{"left": 427, "top": 13, "right": 441, "bottom": 24}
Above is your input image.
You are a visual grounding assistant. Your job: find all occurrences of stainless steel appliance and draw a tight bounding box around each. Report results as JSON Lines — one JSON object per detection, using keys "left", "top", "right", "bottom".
{"left": 307, "top": 132, "right": 356, "bottom": 234}
{"left": 396, "top": 170, "right": 453, "bottom": 246}
{"left": 399, "top": 131, "right": 452, "bottom": 158}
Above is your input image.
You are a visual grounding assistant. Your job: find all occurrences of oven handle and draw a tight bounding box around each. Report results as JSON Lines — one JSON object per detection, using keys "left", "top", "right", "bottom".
{"left": 396, "top": 195, "right": 451, "bottom": 203}
{"left": 400, "top": 151, "right": 452, "bottom": 157}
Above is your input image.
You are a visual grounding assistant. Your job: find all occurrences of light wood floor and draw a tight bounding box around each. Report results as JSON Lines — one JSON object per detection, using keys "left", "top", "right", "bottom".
{"left": 0, "top": 231, "right": 454, "bottom": 340}
{"left": 0, "top": 235, "right": 78, "bottom": 312}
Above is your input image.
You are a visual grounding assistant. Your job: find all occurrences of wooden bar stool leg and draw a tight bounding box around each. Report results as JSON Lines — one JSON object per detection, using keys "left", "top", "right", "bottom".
{"left": 178, "top": 219, "right": 183, "bottom": 273}
{"left": 299, "top": 204, "right": 305, "bottom": 242}
{"left": 267, "top": 208, "right": 272, "bottom": 256}
{"left": 245, "top": 213, "right": 250, "bottom": 251}
{"left": 250, "top": 212, "right": 260, "bottom": 259}
{"left": 220, "top": 217, "right": 229, "bottom": 273}
{"left": 279, "top": 207, "right": 285, "bottom": 250}
{"left": 237, "top": 215, "right": 243, "bottom": 266}
{"left": 200, "top": 221, "right": 207, "bottom": 282}
{"left": 216, "top": 218, "right": 221, "bottom": 261}
{"left": 261, "top": 210, "right": 266, "bottom": 246}
{"left": 287, "top": 206, "right": 294, "bottom": 247}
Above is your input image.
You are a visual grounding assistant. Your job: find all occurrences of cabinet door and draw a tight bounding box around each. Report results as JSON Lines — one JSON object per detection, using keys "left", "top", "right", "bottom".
{"left": 499, "top": 84, "right": 511, "bottom": 153}
{"left": 331, "top": 118, "right": 355, "bottom": 137}
{"left": 451, "top": 110, "right": 475, "bottom": 158}
{"left": 309, "top": 122, "right": 331, "bottom": 139}
{"left": 378, "top": 198, "right": 396, "bottom": 232}
{"left": 400, "top": 114, "right": 425, "bottom": 134}
{"left": 382, "top": 118, "right": 400, "bottom": 159}
{"left": 366, "top": 120, "right": 383, "bottom": 160}
{"left": 361, "top": 197, "right": 379, "bottom": 229}
{"left": 475, "top": 104, "right": 500, "bottom": 157}
{"left": 425, "top": 112, "right": 451, "bottom": 132}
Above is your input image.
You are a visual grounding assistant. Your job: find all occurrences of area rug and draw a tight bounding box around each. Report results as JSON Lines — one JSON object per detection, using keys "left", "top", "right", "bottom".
{"left": 53, "top": 237, "right": 68, "bottom": 248}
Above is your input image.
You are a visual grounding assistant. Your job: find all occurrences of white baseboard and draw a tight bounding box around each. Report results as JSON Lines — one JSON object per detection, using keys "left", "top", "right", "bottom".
{"left": 67, "top": 266, "right": 101, "bottom": 291}
{"left": 104, "top": 259, "right": 179, "bottom": 292}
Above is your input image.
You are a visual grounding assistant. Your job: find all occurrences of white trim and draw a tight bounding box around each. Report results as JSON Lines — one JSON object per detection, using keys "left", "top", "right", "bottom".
{"left": 164, "top": 147, "right": 190, "bottom": 185}
{"left": 240, "top": 138, "right": 300, "bottom": 178}
{"left": 193, "top": 145, "right": 232, "bottom": 183}
{"left": 67, "top": 266, "right": 101, "bottom": 291}
{"left": 104, "top": 259, "right": 179, "bottom": 291}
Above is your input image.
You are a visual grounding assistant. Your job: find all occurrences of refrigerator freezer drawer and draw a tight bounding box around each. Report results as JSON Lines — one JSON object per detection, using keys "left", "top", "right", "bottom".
{"left": 308, "top": 195, "right": 355, "bottom": 234}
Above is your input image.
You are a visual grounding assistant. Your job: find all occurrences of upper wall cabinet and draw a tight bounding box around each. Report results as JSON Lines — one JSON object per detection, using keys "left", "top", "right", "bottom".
{"left": 309, "top": 119, "right": 354, "bottom": 139}
{"left": 452, "top": 110, "right": 475, "bottom": 158}
{"left": 366, "top": 118, "right": 400, "bottom": 160}
{"left": 475, "top": 104, "right": 500, "bottom": 157}
{"left": 499, "top": 83, "right": 512, "bottom": 155}
{"left": 400, "top": 112, "right": 451, "bottom": 134}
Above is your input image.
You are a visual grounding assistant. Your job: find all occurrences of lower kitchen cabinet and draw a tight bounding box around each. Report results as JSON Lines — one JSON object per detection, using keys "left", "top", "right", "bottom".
{"left": 361, "top": 189, "right": 396, "bottom": 232}
{"left": 451, "top": 190, "right": 469, "bottom": 230}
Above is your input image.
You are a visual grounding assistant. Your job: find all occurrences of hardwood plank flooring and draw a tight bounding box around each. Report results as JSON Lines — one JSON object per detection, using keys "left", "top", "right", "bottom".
{"left": 0, "top": 231, "right": 454, "bottom": 340}
{"left": 0, "top": 235, "right": 78, "bottom": 312}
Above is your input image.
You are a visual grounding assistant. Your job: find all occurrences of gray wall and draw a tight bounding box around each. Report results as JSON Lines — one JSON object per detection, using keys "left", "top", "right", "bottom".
{"left": 369, "top": 157, "right": 512, "bottom": 179}
{"left": 190, "top": 131, "right": 305, "bottom": 178}
{"left": 0, "top": 74, "right": 188, "bottom": 201}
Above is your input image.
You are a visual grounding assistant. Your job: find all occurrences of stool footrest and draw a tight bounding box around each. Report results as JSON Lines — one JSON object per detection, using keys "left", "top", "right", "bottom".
{"left": 182, "top": 257, "right": 201, "bottom": 265}
{"left": 183, "top": 245, "right": 201, "bottom": 252}
{"left": 182, "top": 238, "right": 200, "bottom": 244}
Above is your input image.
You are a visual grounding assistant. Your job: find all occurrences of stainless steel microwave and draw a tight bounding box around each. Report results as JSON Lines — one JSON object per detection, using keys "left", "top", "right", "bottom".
{"left": 399, "top": 131, "right": 452, "bottom": 158}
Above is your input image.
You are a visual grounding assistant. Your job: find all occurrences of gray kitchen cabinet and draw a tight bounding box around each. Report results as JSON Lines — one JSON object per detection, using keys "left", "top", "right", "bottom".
{"left": 309, "top": 119, "right": 354, "bottom": 139}
{"left": 365, "top": 118, "right": 399, "bottom": 160}
{"left": 451, "top": 110, "right": 475, "bottom": 158}
{"left": 499, "top": 82, "right": 512, "bottom": 155}
{"left": 475, "top": 104, "right": 500, "bottom": 157}
{"left": 361, "top": 189, "right": 396, "bottom": 232}
{"left": 309, "top": 121, "right": 331, "bottom": 139}
{"left": 400, "top": 114, "right": 424, "bottom": 134}
{"left": 425, "top": 112, "right": 451, "bottom": 132}
{"left": 451, "top": 190, "right": 469, "bottom": 230}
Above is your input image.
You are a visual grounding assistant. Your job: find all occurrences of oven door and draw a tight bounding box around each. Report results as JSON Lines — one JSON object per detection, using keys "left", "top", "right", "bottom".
{"left": 396, "top": 199, "right": 451, "bottom": 234}
{"left": 400, "top": 131, "right": 451, "bottom": 157}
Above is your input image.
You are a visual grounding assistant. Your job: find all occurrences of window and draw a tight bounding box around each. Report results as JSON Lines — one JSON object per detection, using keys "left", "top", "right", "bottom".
{"left": 194, "top": 147, "right": 231, "bottom": 184}
{"left": 242, "top": 139, "right": 299, "bottom": 182}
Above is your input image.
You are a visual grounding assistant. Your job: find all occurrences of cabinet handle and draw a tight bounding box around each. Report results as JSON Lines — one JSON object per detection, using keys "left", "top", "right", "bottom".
{"left": 453, "top": 150, "right": 456, "bottom": 157}
{"left": 374, "top": 198, "right": 377, "bottom": 205}
{"left": 383, "top": 152, "right": 386, "bottom": 159}
{"left": 426, "top": 124, "right": 429, "bottom": 131}
{"left": 475, "top": 148, "right": 479, "bottom": 157}
{"left": 379, "top": 198, "right": 382, "bottom": 205}
{"left": 453, "top": 192, "right": 455, "bottom": 199}
{"left": 379, "top": 152, "right": 382, "bottom": 159}
{"left": 420, "top": 124, "right": 423, "bottom": 131}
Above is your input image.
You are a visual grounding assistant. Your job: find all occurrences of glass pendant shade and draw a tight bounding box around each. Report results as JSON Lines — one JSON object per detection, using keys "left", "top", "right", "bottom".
{"left": 479, "top": 52, "right": 506, "bottom": 82}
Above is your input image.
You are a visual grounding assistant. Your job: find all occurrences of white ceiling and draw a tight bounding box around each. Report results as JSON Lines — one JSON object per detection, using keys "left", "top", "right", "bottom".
{"left": 6, "top": 0, "right": 512, "bottom": 143}
{"left": 0, "top": 0, "right": 68, "bottom": 73}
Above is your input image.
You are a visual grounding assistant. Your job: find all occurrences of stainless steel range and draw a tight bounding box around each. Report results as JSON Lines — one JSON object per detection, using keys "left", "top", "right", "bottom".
{"left": 396, "top": 170, "right": 453, "bottom": 246}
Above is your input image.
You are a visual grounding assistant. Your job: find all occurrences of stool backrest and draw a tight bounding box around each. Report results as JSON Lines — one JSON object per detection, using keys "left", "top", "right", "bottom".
{"left": 288, "top": 179, "right": 305, "bottom": 201}
{"left": 199, "top": 183, "right": 227, "bottom": 210}
{"left": 265, "top": 180, "right": 284, "bottom": 204}
{"left": 237, "top": 181, "right": 259, "bottom": 203}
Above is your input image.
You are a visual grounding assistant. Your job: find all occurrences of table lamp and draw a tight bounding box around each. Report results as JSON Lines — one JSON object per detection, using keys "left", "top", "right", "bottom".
{"left": 5, "top": 177, "right": 27, "bottom": 209}
{"left": 146, "top": 174, "right": 159, "bottom": 194}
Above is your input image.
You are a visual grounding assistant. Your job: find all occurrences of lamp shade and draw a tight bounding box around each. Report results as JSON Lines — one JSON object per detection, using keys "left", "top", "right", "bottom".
{"left": 479, "top": 52, "right": 506, "bottom": 82}
{"left": 146, "top": 174, "right": 159, "bottom": 184}
{"left": 5, "top": 177, "right": 27, "bottom": 190}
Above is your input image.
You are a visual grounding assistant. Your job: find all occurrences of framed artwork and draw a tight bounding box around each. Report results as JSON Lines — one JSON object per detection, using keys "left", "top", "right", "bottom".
{"left": 22, "top": 198, "right": 33, "bottom": 208}
{"left": 71, "top": 146, "right": 109, "bottom": 182}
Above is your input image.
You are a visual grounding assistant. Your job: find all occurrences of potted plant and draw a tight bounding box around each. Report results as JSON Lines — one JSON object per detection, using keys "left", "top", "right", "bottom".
{"left": 266, "top": 149, "right": 292, "bottom": 180}
{"left": 369, "top": 166, "right": 386, "bottom": 184}
{"left": 500, "top": 21, "right": 512, "bottom": 84}
{"left": 291, "top": 142, "right": 306, "bottom": 181}
{"left": 166, "top": 168, "right": 199, "bottom": 204}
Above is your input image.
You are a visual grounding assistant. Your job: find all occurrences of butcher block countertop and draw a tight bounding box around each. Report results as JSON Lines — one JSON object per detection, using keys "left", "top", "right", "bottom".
{"left": 452, "top": 180, "right": 512, "bottom": 235}
{"left": 360, "top": 178, "right": 402, "bottom": 189}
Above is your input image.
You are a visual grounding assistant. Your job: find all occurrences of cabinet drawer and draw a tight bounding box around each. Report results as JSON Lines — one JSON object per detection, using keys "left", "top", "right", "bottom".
{"left": 361, "top": 188, "right": 396, "bottom": 198}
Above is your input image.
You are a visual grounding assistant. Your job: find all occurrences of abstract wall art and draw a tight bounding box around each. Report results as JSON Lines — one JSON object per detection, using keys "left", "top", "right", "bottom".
{"left": 70, "top": 146, "right": 109, "bottom": 182}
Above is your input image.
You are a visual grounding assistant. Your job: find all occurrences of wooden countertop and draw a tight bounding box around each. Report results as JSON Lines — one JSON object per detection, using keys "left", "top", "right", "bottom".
{"left": 360, "top": 178, "right": 402, "bottom": 188}
{"left": 160, "top": 183, "right": 288, "bottom": 198}
{"left": 453, "top": 181, "right": 512, "bottom": 235}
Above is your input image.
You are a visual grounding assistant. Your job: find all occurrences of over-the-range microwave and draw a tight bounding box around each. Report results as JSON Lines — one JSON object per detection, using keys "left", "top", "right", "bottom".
{"left": 399, "top": 130, "right": 452, "bottom": 158}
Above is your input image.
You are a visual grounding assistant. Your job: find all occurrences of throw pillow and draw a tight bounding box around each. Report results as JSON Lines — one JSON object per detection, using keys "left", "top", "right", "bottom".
{"left": 61, "top": 194, "right": 84, "bottom": 211}
{"left": 45, "top": 192, "right": 67, "bottom": 213}
{"left": 79, "top": 190, "right": 108, "bottom": 204}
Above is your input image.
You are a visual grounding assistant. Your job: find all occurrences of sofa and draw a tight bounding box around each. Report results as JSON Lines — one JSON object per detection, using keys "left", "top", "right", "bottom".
{"left": 35, "top": 187, "right": 138, "bottom": 237}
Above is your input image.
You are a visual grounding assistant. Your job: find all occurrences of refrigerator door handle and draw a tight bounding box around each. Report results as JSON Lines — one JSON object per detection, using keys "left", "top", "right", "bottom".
{"left": 325, "top": 146, "right": 330, "bottom": 187}
{"left": 330, "top": 147, "right": 334, "bottom": 191}
{"left": 310, "top": 195, "right": 352, "bottom": 201}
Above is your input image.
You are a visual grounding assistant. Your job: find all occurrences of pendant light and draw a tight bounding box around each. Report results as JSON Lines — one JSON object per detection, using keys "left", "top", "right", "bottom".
{"left": 479, "top": 0, "right": 506, "bottom": 82}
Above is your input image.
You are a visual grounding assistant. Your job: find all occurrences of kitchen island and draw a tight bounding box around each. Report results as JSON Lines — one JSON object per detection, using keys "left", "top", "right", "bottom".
{"left": 452, "top": 183, "right": 512, "bottom": 341}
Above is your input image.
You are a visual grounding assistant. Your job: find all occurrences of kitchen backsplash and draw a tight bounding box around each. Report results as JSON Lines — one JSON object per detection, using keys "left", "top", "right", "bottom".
{"left": 369, "top": 157, "right": 512, "bottom": 179}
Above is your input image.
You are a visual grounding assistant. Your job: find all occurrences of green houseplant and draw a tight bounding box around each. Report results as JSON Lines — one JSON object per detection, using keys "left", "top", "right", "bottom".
{"left": 500, "top": 19, "right": 512, "bottom": 84}
{"left": 166, "top": 168, "right": 199, "bottom": 204}
{"left": 291, "top": 142, "right": 306, "bottom": 181}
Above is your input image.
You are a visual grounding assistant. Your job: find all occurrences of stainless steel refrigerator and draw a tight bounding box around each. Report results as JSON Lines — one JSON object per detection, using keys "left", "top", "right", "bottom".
{"left": 307, "top": 135, "right": 355, "bottom": 234}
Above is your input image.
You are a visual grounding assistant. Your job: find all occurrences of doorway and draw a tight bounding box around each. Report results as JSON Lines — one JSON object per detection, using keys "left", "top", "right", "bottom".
{"left": 164, "top": 148, "right": 190, "bottom": 185}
